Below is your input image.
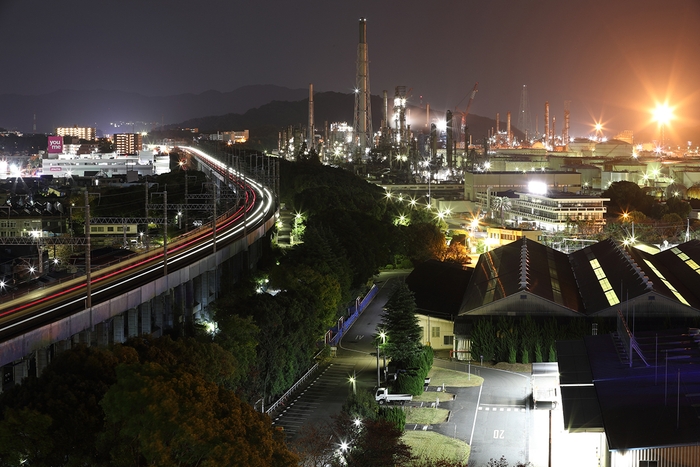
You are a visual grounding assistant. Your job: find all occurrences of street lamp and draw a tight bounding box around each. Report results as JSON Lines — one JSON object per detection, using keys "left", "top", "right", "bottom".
{"left": 379, "top": 331, "right": 387, "bottom": 380}
{"left": 349, "top": 372, "right": 356, "bottom": 395}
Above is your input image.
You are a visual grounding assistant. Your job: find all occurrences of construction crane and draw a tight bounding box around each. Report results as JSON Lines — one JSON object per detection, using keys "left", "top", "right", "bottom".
{"left": 454, "top": 82, "right": 479, "bottom": 149}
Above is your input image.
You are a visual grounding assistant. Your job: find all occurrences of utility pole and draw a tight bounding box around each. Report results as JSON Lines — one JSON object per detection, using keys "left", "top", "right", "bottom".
{"left": 85, "top": 190, "right": 91, "bottom": 309}
{"left": 151, "top": 188, "right": 169, "bottom": 276}
{"left": 212, "top": 181, "right": 217, "bottom": 254}
{"left": 163, "top": 189, "right": 168, "bottom": 275}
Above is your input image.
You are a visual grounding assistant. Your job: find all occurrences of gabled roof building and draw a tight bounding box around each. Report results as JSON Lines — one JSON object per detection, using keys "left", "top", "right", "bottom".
{"left": 459, "top": 238, "right": 700, "bottom": 320}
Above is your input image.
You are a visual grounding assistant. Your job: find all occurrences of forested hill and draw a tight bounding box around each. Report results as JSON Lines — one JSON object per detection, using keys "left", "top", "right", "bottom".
{"left": 171, "top": 91, "right": 521, "bottom": 150}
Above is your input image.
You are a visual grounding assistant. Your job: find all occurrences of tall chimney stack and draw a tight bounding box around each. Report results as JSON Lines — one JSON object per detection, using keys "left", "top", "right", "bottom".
{"left": 353, "top": 18, "right": 372, "bottom": 157}
{"left": 308, "top": 83, "right": 314, "bottom": 149}
{"left": 564, "top": 101, "right": 570, "bottom": 147}
{"left": 544, "top": 102, "right": 550, "bottom": 147}
{"left": 507, "top": 111, "right": 512, "bottom": 147}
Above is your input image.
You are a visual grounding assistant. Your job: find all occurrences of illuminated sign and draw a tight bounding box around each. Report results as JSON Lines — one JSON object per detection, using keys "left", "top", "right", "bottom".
{"left": 49, "top": 166, "right": 63, "bottom": 172}
{"left": 47, "top": 136, "right": 63, "bottom": 154}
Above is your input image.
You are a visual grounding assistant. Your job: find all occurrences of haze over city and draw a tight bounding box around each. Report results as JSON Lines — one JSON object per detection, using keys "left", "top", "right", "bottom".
{"left": 2, "top": 0, "right": 700, "bottom": 142}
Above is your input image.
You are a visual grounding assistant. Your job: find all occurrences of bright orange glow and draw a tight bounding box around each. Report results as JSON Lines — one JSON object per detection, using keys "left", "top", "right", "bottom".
{"left": 652, "top": 102, "right": 675, "bottom": 125}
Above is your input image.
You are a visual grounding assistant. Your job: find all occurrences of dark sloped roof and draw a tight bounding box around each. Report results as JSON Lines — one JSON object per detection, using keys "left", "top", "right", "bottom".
{"left": 405, "top": 260, "right": 471, "bottom": 318}
{"left": 524, "top": 240, "right": 583, "bottom": 312}
{"left": 460, "top": 241, "right": 525, "bottom": 312}
{"left": 626, "top": 240, "right": 700, "bottom": 310}
{"left": 568, "top": 239, "right": 649, "bottom": 314}
{"left": 459, "top": 238, "right": 700, "bottom": 317}
{"left": 567, "top": 330, "right": 700, "bottom": 450}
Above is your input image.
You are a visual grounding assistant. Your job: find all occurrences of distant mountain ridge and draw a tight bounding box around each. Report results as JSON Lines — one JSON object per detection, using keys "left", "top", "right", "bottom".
{"left": 0, "top": 85, "right": 521, "bottom": 152}
{"left": 174, "top": 91, "right": 523, "bottom": 149}
{"left": 0, "top": 85, "right": 310, "bottom": 134}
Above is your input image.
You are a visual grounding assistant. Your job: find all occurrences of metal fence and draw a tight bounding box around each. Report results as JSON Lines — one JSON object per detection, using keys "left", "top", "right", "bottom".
{"left": 265, "top": 284, "right": 379, "bottom": 414}
{"left": 329, "top": 284, "right": 378, "bottom": 347}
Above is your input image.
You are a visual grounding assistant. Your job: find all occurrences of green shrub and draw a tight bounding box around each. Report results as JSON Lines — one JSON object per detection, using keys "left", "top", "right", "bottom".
{"left": 508, "top": 345, "right": 517, "bottom": 364}
{"left": 395, "top": 373, "right": 425, "bottom": 396}
{"left": 378, "top": 406, "right": 406, "bottom": 431}
{"left": 548, "top": 344, "right": 557, "bottom": 362}
{"left": 342, "top": 388, "right": 379, "bottom": 420}
{"left": 534, "top": 342, "right": 543, "bottom": 363}
{"left": 521, "top": 348, "right": 529, "bottom": 364}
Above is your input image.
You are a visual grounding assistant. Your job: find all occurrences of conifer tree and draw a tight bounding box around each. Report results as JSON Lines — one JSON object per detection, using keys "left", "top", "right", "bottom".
{"left": 381, "top": 282, "right": 423, "bottom": 364}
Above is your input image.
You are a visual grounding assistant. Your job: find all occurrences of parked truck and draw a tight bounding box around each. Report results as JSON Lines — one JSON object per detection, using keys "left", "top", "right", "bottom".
{"left": 375, "top": 387, "right": 413, "bottom": 405}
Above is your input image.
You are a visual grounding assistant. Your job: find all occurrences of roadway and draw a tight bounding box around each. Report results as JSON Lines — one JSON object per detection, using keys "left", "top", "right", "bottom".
{"left": 271, "top": 270, "right": 544, "bottom": 466}
{"left": 0, "top": 147, "right": 276, "bottom": 346}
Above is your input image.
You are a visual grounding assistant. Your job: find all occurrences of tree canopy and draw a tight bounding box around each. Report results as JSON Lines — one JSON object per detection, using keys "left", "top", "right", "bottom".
{"left": 0, "top": 338, "right": 299, "bottom": 467}
{"left": 381, "top": 282, "right": 424, "bottom": 364}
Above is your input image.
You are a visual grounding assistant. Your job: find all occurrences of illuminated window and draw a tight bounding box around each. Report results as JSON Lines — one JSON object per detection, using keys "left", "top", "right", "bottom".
{"left": 672, "top": 247, "right": 700, "bottom": 276}
{"left": 644, "top": 259, "right": 690, "bottom": 306}
{"left": 589, "top": 258, "right": 620, "bottom": 306}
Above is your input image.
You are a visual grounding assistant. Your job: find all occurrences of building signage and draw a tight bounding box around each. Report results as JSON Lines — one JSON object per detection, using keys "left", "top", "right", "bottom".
{"left": 49, "top": 166, "right": 63, "bottom": 172}
{"left": 47, "top": 136, "right": 63, "bottom": 154}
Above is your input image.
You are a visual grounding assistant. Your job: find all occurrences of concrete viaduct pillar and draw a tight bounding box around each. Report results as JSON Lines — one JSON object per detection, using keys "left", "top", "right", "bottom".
{"left": 35, "top": 348, "right": 49, "bottom": 376}
{"left": 127, "top": 308, "right": 138, "bottom": 339}
{"left": 140, "top": 301, "right": 152, "bottom": 335}
{"left": 96, "top": 322, "right": 109, "bottom": 347}
{"left": 113, "top": 315, "right": 125, "bottom": 344}
{"left": 193, "top": 275, "right": 203, "bottom": 319}
{"left": 13, "top": 359, "right": 28, "bottom": 385}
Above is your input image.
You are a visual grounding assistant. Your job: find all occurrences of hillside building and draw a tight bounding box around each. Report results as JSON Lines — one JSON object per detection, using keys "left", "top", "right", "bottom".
{"left": 56, "top": 126, "right": 96, "bottom": 141}
{"left": 113, "top": 133, "right": 143, "bottom": 155}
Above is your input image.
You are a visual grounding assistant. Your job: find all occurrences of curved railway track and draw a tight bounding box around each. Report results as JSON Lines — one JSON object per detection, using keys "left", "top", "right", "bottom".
{"left": 0, "top": 147, "right": 276, "bottom": 343}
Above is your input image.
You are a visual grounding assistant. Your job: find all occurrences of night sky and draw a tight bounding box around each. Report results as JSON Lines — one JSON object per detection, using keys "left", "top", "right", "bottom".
{"left": 2, "top": 0, "right": 700, "bottom": 143}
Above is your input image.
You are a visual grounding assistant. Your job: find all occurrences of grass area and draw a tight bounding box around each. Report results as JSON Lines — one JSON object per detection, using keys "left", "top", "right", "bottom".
{"left": 413, "top": 391, "right": 455, "bottom": 403}
{"left": 427, "top": 366, "right": 484, "bottom": 387}
{"left": 405, "top": 407, "right": 449, "bottom": 424}
{"left": 492, "top": 361, "right": 532, "bottom": 373}
{"left": 402, "top": 431, "right": 470, "bottom": 463}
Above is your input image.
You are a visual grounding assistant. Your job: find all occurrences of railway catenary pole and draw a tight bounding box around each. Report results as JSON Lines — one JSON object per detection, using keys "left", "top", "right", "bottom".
{"left": 85, "top": 190, "right": 92, "bottom": 309}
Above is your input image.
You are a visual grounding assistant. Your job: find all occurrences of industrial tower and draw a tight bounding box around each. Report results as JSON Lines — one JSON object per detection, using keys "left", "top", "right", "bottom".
{"left": 393, "top": 86, "right": 408, "bottom": 167}
{"left": 307, "top": 83, "right": 314, "bottom": 150}
{"left": 353, "top": 18, "right": 373, "bottom": 158}
{"left": 517, "top": 85, "right": 531, "bottom": 140}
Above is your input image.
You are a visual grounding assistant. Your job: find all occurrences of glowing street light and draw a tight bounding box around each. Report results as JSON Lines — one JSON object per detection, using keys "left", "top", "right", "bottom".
{"left": 349, "top": 372, "right": 356, "bottom": 395}
{"left": 593, "top": 122, "right": 604, "bottom": 140}
{"left": 652, "top": 102, "right": 675, "bottom": 149}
